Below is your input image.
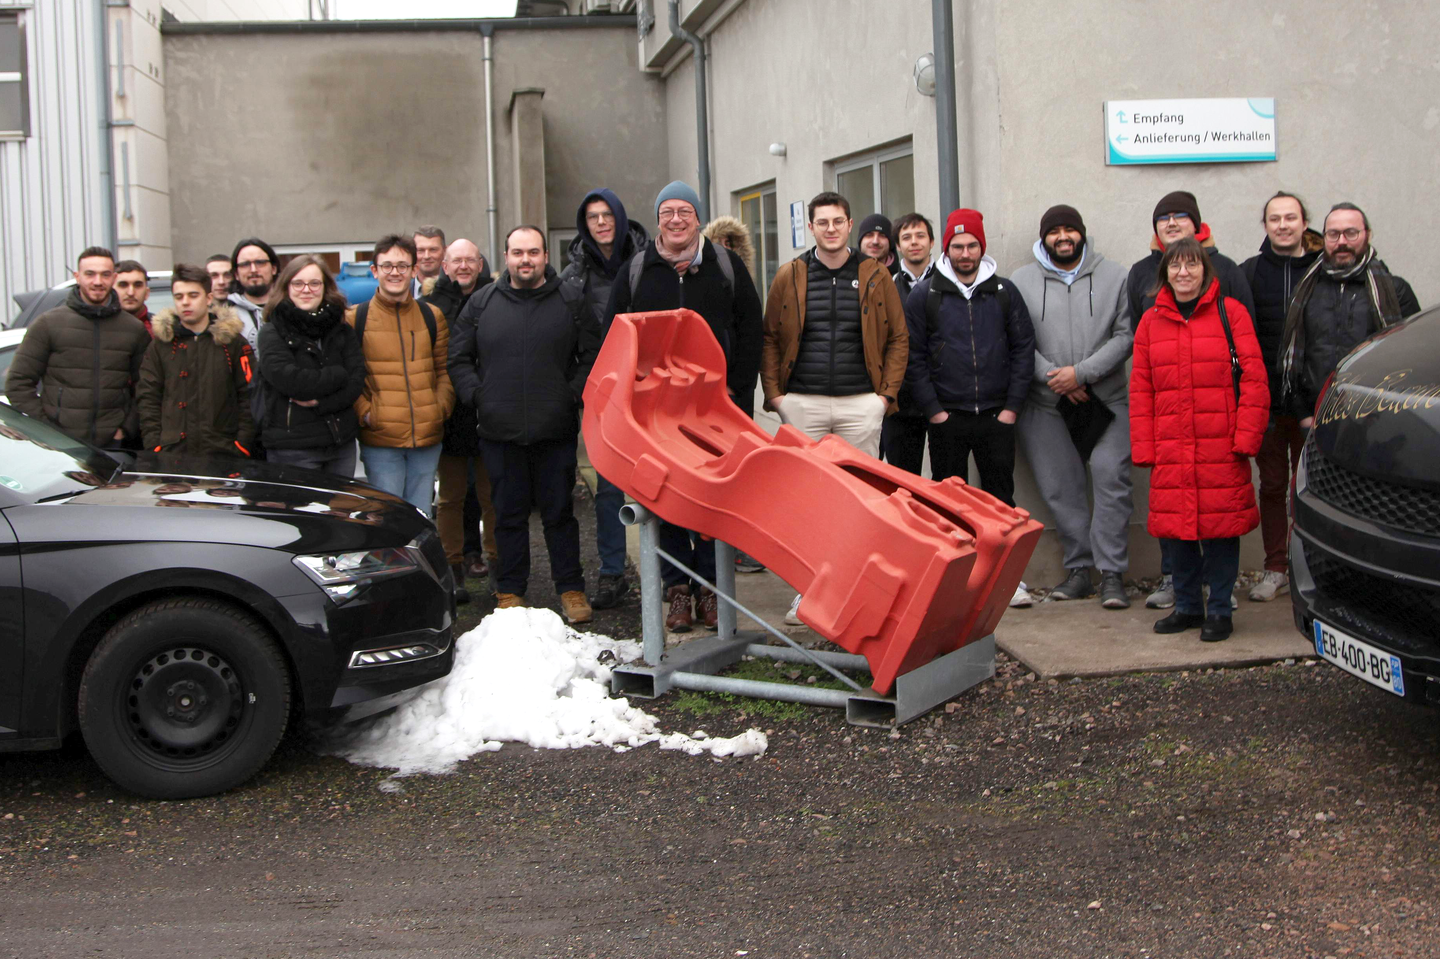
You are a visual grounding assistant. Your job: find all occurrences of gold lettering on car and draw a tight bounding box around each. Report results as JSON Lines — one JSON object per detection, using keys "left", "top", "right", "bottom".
{"left": 1317, "top": 370, "right": 1440, "bottom": 424}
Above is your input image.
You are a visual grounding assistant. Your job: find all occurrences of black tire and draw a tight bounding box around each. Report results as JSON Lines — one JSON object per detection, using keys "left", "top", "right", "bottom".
{"left": 78, "top": 597, "right": 292, "bottom": 800}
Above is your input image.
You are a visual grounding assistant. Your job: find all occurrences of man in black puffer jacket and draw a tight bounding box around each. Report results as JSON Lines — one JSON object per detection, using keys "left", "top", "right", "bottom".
{"left": 257, "top": 256, "right": 366, "bottom": 477}
{"left": 450, "top": 226, "right": 602, "bottom": 626}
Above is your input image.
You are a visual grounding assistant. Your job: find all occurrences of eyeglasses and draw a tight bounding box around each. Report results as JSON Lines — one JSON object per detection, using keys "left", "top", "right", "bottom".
{"left": 1166, "top": 260, "right": 1202, "bottom": 273}
{"left": 447, "top": 257, "right": 481, "bottom": 266}
{"left": 658, "top": 208, "right": 696, "bottom": 223}
{"left": 236, "top": 258, "right": 272, "bottom": 270}
{"left": 288, "top": 279, "right": 325, "bottom": 292}
{"left": 585, "top": 212, "right": 616, "bottom": 223}
{"left": 374, "top": 262, "right": 413, "bottom": 274}
{"left": 1155, "top": 213, "right": 1192, "bottom": 225}
{"left": 1324, "top": 228, "right": 1363, "bottom": 242}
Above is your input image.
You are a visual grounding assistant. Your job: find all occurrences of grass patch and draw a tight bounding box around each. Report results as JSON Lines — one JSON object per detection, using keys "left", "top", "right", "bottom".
{"left": 664, "top": 653, "right": 873, "bottom": 722}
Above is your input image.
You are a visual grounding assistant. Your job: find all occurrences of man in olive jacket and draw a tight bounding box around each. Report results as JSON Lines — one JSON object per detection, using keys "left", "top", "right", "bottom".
{"left": 137, "top": 264, "right": 256, "bottom": 457}
{"left": 6, "top": 246, "right": 148, "bottom": 446}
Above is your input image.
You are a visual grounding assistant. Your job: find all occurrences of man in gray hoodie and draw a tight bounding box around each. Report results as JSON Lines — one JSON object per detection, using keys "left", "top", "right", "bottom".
{"left": 1011, "top": 205, "right": 1135, "bottom": 609}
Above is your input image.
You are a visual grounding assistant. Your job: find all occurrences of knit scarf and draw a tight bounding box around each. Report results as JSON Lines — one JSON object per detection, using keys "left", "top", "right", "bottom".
{"left": 273, "top": 298, "right": 344, "bottom": 340}
{"left": 656, "top": 232, "right": 703, "bottom": 274}
{"left": 1278, "top": 245, "right": 1403, "bottom": 407}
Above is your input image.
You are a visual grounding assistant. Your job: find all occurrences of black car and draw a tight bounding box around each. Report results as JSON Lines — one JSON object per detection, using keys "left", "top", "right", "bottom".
{"left": 0, "top": 404, "right": 454, "bottom": 798}
{"left": 1290, "top": 306, "right": 1440, "bottom": 705}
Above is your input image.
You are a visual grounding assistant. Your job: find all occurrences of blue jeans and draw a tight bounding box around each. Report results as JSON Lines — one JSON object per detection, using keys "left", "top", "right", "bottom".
{"left": 1164, "top": 537, "right": 1240, "bottom": 619}
{"left": 360, "top": 444, "right": 443, "bottom": 516}
{"left": 594, "top": 472, "right": 627, "bottom": 577}
{"left": 1159, "top": 538, "right": 1172, "bottom": 576}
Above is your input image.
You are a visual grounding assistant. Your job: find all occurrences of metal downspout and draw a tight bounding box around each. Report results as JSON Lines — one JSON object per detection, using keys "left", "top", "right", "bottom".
{"left": 96, "top": 0, "right": 118, "bottom": 253}
{"left": 667, "top": 0, "right": 710, "bottom": 222}
{"left": 482, "top": 25, "right": 499, "bottom": 274}
{"left": 931, "top": 0, "right": 959, "bottom": 217}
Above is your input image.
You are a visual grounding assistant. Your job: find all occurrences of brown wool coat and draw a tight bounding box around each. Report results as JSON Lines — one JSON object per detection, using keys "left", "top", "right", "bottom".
{"left": 347, "top": 296, "right": 454, "bottom": 449}
{"left": 760, "top": 254, "right": 909, "bottom": 412}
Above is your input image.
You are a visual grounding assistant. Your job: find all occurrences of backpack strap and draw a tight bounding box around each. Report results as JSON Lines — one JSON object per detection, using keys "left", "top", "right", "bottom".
{"left": 355, "top": 299, "right": 437, "bottom": 348}
{"left": 1215, "top": 295, "right": 1243, "bottom": 402}
{"left": 709, "top": 238, "right": 734, "bottom": 295}
{"left": 628, "top": 250, "right": 646, "bottom": 299}
{"left": 925, "top": 277, "right": 1011, "bottom": 340}
{"left": 416, "top": 300, "right": 437, "bottom": 347}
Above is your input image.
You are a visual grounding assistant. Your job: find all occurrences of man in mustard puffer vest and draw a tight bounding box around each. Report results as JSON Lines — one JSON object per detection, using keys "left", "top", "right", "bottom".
{"left": 348, "top": 234, "right": 455, "bottom": 515}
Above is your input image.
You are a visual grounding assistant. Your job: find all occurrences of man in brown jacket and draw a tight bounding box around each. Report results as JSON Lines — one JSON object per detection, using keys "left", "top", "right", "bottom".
{"left": 137, "top": 264, "right": 256, "bottom": 457}
{"left": 349, "top": 234, "right": 455, "bottom": 516}
{"left": 5, "top": 246, "right": 148, "bottom": 446}
{"left": 761, "top": 191, "right": 908, "bottom": 458}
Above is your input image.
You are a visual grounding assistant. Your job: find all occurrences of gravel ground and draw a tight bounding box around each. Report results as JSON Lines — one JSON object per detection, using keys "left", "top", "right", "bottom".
{"left": 1, "top": 487, "right": 1436, "bottom": 958}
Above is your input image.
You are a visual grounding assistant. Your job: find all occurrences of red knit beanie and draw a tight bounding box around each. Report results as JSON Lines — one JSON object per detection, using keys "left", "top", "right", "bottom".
{"left": 943, "top": 208, "right": 986, "bottom": 255}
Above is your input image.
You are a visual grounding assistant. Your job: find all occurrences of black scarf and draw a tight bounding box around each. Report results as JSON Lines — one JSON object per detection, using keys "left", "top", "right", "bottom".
{"left": 1278, "top": 246, "right": 1402, "bottom": 407}
{"left": 66, "top": 287, "right": 122, "bottom": 320}
{"left": 272, "top": 298, "right": 344, "bottom": 340}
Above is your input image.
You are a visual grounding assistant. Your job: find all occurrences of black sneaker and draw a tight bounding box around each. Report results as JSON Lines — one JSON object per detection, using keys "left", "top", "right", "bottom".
{"left": 592, "top": 573, "right": 630, "bottom": 610}
{"left": 1048, "top": 567, "right": 1095, "bottom": 601}
{"left": 1153, "top": 611, "right": 1205, "bottom": 634}
{"left": 1200, "top": 616, "right": 1233, "bottom": 643}
{"left": 1100, "top": 571, "right": 1130, "bottom": 609}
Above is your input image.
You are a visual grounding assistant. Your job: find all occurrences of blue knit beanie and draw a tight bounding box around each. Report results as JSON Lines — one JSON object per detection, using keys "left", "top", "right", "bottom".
{"left": 655, "top": 180, "right": 702, "bottom": 218}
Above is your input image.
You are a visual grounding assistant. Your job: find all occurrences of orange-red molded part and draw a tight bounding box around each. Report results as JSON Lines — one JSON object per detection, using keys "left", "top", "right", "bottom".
{"left": 583, "top": 309, "right": 1043, "bottom": 695}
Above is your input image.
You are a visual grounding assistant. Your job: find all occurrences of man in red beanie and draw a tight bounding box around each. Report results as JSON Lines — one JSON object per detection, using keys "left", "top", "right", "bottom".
{"left": 903, "top": 209, "right": 1036, "bottom": 607}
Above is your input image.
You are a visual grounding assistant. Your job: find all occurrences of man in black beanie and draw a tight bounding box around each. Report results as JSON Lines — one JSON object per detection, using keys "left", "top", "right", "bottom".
{"left": 857, "top": 213, "right": 895, "bottom": 270}
{"left": 1124, "top": 190, "right": 1255, "bottom": 610}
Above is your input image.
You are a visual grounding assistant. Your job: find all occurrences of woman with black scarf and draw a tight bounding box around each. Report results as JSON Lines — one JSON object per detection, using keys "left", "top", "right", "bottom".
{"left": 258, "top": 255, "right": 366, "bottom": 476}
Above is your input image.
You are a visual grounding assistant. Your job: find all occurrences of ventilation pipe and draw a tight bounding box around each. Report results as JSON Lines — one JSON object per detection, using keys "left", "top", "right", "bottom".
{"left": 482, "top": 25, "right": 499, "bottom": 272}
{"left": 667, "top": 0, "right": 710, "bottom": 222}
{"left": 931, "top": 0, "right": 959, "bottom": 217}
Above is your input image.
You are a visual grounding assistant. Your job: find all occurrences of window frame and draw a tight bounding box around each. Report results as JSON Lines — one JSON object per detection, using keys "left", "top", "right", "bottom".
{"left": 831, "top": 141, "right": 914, "bottom": 226}
{"left": 735, "top": 182, "right": 778, "bottom": 298}
{"left": 0, "top": 11, "right": 31, "bottom": 141}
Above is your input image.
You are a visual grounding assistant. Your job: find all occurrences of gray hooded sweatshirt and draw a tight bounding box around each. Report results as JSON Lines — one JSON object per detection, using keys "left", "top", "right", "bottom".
{"left": 1010, "top": 240, "right": 1133, "bottom": 409}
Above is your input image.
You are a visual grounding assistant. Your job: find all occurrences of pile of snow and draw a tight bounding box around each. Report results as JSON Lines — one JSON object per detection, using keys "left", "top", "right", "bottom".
{"left": 322, "top": 606, "right": 767, "bottom": 777}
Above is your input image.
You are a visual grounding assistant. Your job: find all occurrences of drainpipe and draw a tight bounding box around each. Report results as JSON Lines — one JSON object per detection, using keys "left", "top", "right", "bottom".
{"left": 96, "top": 0, "right": 118, "bottom": 253}
{"left": 481, "top": 25, "right": 499, "bottom": 274}
{"left": 931, "top": 0, "right": 959, "bottom": 217}
{"left": 667, "top": 0, "right": 709, "bottom": 222}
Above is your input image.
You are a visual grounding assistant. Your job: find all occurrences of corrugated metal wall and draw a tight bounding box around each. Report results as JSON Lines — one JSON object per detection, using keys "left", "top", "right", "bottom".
{"left": 0, "top": 0, "right": 110, "bottom": 323}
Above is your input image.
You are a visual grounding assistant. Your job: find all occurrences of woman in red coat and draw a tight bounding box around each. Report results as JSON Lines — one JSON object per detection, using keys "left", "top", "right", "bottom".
{"left": 1131, "top": 237, "right": 1269, "bottom": 642}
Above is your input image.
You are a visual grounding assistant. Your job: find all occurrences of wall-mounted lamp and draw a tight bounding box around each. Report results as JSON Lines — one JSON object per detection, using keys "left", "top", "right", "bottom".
{"left": 914, "top": 53, "right": 936, "bottom": 97}
{"left": 769, "top": 142, "right": 787, "bottom": 157}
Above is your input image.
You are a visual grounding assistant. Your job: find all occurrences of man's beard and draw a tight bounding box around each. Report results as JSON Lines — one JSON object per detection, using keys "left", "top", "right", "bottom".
{"left": 1046, "top": 238, "right": 1084, "bottom": 268}
{"left": 242, "top": 281, "right": 270, "bottom": 298}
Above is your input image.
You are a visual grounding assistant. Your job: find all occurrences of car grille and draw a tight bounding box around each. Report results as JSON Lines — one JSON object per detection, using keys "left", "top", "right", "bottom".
{"left": 1305, "top": 435, "right": 1440, "bottom": 537}
{"left": 1306, "top": 549, "right": 1440, "bottom": 658}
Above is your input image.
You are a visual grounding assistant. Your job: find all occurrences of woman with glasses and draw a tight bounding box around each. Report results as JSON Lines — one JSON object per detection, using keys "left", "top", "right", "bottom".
{"left": 257, "top": 255, "right": 366, "bottom": 476}
{"left": 1130, "top": 237, "right": 1269, "bottom": 643}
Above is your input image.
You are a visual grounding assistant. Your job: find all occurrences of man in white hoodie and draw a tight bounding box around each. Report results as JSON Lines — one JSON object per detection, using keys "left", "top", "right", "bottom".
{"left": 1011, "top": 205, "right": 1135, "bottom": 610}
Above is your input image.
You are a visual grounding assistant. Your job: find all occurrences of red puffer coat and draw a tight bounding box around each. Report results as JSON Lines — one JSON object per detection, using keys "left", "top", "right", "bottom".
{"left": 1131, "top": 280, "right": 1269, "bottom": 540}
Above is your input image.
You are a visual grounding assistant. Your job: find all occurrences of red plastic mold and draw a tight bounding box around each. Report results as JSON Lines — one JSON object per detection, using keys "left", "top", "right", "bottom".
{"left": 583, "top": 309, "right": 1043, "bottom": 695}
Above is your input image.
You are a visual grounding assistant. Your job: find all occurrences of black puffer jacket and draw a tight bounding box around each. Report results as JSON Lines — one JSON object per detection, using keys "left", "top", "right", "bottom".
{"left": 1241, "top": 231, "right": 1322, "bottom": 411}
{"left": 257, "top": 301, "right": 365, "bottom": 450}
{"left": 421, "top": 274, "right": 490, "bottom": 457}
{"left": 450, "top": 267, "right": 602, "bottom": 446}
{"left": 787, "top": 249, "right": 870, "bottom": 396}
{"left": 4, "top": 288, "right": 148, "bottom": 445}
{"left": 604, "top": 237, "right": 763, "bottom": 417}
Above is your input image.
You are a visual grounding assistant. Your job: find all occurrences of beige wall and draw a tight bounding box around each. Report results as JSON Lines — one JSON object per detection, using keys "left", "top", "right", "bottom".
{"left": 661, "top": 0, "right": 1440, "bottom": 580}
{"left": 162, "top": 24, "right": 667, "bottom": 266}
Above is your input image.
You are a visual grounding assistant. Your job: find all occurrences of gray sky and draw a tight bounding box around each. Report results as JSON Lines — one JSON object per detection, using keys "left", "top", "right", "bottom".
{"left": 333, "top": 0, "right": 518, "bottom": 17}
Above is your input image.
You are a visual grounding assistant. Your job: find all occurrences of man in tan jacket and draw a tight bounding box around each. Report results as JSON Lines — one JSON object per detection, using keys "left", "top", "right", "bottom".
{"left": 349, "top": 234, "right": 454, "bottom": 516}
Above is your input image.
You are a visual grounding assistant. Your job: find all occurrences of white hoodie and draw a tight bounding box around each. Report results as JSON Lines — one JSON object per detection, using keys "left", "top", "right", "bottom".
{"left": 936, "top": 253, "right": 998, "bottom": 299}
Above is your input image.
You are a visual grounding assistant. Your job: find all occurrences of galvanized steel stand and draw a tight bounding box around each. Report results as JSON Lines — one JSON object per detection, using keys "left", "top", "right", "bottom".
{"left": 610, "top": 504, "right": 995, "bottom": 727}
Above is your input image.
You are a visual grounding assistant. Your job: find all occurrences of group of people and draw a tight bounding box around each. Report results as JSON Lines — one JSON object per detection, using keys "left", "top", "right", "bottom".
{"left": 4, "top": 179, "right": 1420, "bottom": 643}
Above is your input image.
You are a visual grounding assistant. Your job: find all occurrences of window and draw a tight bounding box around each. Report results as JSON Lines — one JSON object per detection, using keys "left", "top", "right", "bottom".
{"left": 550, "top": 229, "right": 578, "bottom": 272}
{"left": 833, "top": 143, "right": 914, "bottom": 243}
{"left": 736, "top": 184, "right": 779, "bottom": 297}
{"left": 0, "top": 12, "right": 30, "bottom": 139}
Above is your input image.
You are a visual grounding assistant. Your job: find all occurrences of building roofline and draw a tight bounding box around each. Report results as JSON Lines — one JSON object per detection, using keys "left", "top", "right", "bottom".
{"left": 161, "top": 15, "right": 631, "bottom": 36}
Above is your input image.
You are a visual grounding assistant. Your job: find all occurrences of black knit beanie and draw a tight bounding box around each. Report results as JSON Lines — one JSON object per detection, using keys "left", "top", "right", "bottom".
{"left": 1152, "top": 191, "right": 1202, "bottom": 230}
{"left": 1039, "top": 204, "right": 1086, "bottom": 241}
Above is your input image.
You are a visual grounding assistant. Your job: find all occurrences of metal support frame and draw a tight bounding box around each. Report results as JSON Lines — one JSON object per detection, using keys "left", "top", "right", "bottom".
{"left": 611, "top": 504, "right": 994, "bottom": 727}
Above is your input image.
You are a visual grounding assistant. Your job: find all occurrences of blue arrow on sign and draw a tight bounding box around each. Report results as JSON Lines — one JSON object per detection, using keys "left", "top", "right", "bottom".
{"left": 1117, "top": 134, "right": 1129, "bottom": 143}
{"left": 1116, "top": 110, "right": 1128, "bottom": 123}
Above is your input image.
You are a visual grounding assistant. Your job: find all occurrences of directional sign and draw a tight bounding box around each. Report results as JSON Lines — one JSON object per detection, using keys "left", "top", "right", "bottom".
{"left": 1104, "top": 97, "right": 1276, "bottom": 166}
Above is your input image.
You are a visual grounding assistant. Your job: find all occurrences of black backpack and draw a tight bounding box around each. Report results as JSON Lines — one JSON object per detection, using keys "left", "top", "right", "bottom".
{"left": 924, "top": 275, "right": 1011, "bottom": 345}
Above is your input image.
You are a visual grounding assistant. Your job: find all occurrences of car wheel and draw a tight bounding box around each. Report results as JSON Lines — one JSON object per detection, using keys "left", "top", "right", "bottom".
{"left": 78, "top": 598, "right": 291, "bottom": 800}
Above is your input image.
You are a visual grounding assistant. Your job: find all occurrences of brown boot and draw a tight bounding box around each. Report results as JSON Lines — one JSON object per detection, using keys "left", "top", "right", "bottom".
{"left": 494, "top": 592, "right": 526, "bottom": 609}
{"left": 560, "top": 590, "right": 593, "bottom": 625}
{"left": 665, "top": 585, "right": 693, "bottom": 633}
{"left": 696, "top": 588, "right": 719, "bottom": 630}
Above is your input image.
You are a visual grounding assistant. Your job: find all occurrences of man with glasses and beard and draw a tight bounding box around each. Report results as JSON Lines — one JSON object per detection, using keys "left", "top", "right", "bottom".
{"left": 1012, "top": 205, "right": 1135, "bottom": 609}
{"left": 1280, "top": 202, "right": 1420, "bottom": 430}
{"left": 228, "top": 237, "right": 279, "bottom": 352}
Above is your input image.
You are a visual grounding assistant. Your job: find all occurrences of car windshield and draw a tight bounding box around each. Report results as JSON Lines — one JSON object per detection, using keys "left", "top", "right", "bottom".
{"left": 0, "top": 404, "right": 122, "bottom": 502}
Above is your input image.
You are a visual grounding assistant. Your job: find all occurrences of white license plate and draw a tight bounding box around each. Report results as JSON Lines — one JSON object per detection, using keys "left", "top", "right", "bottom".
{"left": 1314, "top": 620, "right": 1406, "bottom": 697}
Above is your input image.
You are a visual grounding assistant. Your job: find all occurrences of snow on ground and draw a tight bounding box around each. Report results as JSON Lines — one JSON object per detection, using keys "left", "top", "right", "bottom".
{"left": 322, "top": 606, "right": 767, "bottom": 777}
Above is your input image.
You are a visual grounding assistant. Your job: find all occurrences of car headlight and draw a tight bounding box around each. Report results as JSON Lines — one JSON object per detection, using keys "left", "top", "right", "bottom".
{"left": 293, "top": 545, "right": 419, "bottom": 603}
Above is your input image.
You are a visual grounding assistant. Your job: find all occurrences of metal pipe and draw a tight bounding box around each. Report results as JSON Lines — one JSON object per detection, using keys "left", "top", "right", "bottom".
{"left": 669, "top": 672, "right": 857, "bottom": 709}
{"left": 481, "top": 26, "right": 499, "bottom": 274}
{"left": 744, "top": 644, "right": 870, "bottom": 671}
{"left": 666, "top": 0, "right": 710, "bottom": 222}
{"left": 931, "top": 0, "right": 959, "bottom": 217}
{"left": 621, "top": 503, "right": 667, "bottom": 665}
{"left": 160, "top": 16, "right": 628, "bottom": 35}
{"left": 712, "top": 539, "right": 737, "bottom": 638}
{"left": 95, "top": 0, "right": 118, "bottom": 253}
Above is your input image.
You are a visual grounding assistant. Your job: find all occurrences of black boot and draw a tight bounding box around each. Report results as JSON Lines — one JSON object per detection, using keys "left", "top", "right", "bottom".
{"left": 1153, "top": 611, "right": 1205, "bottom": 634}
{"left": 450, "top": 563, "right": 471, "bottom": 605}
{"left": 1200, "top": 616, "right": 1233, "bottom": 643}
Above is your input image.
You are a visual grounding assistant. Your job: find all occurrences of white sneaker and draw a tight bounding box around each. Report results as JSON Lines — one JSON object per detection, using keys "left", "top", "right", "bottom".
{"left": 785, "top": 593, "right": 804, "bottom": 626}
{"left": 1010, "top": 581, "right": 1035, "bottom": 608}
{"left": 1249, "top": 570, "right": 1289, "bottom": 602}
{"left": 1146, "top": 574, "right": 1175, "bottom": 609}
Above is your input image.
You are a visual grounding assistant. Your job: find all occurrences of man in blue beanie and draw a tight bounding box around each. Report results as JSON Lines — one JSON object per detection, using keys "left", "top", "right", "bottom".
{"left": 605, "top": 180, "right": 764, "bottom": 633}
{"left": 562, "top": 188, "right": 650, "bottom": 611}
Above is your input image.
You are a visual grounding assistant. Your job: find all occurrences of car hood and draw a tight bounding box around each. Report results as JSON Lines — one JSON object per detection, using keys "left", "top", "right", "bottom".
{"left": 1314, "top": 309, "right": 1440, "bottom": 491}
{"left": 43, "top": 453, "right": 433, "bottom": 553}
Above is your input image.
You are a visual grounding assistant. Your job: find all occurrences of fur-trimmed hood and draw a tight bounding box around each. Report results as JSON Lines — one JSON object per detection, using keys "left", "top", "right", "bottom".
{"left": 150, "top": 303, "right": 246, "bottom": 344}
{"left": 703, "top": 215, "right": 755, "bottom": 276}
